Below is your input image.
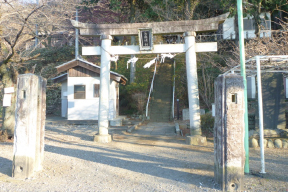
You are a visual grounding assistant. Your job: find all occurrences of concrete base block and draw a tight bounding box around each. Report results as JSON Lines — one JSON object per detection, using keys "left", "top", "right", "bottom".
{"left": 110, "top": 119, "right": 122, "bottom": 126}
{"left": 186, "top": 135, "right": 207, "bottom": 146}
{"left": 93, "top": 134, "right": 112, "bottom": 143}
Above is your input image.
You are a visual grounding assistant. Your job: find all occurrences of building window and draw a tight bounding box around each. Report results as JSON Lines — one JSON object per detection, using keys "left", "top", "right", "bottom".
{"left": 243, "top": 19, "right": 255, "bottom": 30}
{"left": 261, "top": 19, "right": 271, "bottom": 30}
{"left": 74, "top": 85, "right": 85, "bottom": 99}
{"left": 243, "top": 18, "right": 270, "bottom": 31}
{"left": 94, "top": 84, "right": 100, "bottom": 97}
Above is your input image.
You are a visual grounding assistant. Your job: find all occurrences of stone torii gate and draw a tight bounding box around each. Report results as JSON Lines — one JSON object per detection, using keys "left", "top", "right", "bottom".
{"left": 71, "top": 13, "right": 229, "bottom": 143}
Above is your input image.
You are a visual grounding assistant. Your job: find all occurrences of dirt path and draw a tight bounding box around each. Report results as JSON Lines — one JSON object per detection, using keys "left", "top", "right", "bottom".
{"left": 0, "top": 123, "right": 288, "bottom": 191}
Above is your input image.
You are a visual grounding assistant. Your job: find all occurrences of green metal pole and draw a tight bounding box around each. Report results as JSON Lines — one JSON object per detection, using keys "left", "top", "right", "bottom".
{"left": 237, "top": 0, "right": 249, "bottom": 173}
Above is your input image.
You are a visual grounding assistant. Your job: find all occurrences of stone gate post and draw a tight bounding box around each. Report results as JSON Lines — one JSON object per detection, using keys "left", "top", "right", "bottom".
{"left": 12, "top": 74, "right": 46, "bottom": 179}
{"left": 214, "top": 74, "right": 245, "bottom": 191}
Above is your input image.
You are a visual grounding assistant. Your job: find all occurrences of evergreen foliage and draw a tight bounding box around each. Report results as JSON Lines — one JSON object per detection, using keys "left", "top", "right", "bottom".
{"left": 111, "top": 55, "right": 155, "bottom": 115}
{"left": 23, "top": 46, "right": 75, "bottom": 79}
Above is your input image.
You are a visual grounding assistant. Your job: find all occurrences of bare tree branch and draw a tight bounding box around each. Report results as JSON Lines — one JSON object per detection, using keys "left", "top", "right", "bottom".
{"left": 0, "top": 4, "right": 44, "bottom": 67}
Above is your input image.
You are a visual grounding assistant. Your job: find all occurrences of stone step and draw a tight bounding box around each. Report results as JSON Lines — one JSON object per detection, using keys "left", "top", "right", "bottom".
{"left": 150, "top": 117, "right": 171, "bottom": 122}
{"left": 150, "top": 112, "right": 171, "bottom": 117}
{"left": 150, "top": 116, "right": 171, "bottom": 120}
{"left": 148, "top": 58, "right": 173, "bottom": 121}
{"left": 150, "top": 108, "right": 171, "bottom": 113}
{"left": 150, "top": 103, "right": 171, "bottom": 107}
{"left": 150, "top": 110, "right": 171, "bottom": 114}
{"left": 150, "top": 110, "right": 170, "bottom": 114}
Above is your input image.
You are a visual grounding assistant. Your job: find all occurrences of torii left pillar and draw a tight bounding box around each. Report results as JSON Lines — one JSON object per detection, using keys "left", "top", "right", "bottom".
{"left": 184, "top": 31, "right": 207, "bottom": 146}
{"left": 94, "top": 35, "right": 112, "bottom": 143}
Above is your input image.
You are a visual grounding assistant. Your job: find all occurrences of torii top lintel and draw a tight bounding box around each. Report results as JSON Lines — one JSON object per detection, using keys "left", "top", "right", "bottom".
{"left": 71, "top": 13, "right": 229, "bottom": 36}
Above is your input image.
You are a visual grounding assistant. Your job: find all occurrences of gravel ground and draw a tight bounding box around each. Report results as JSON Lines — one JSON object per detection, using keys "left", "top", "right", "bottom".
{"left": 0, "top": 123, "right": 288, "bottom": 192}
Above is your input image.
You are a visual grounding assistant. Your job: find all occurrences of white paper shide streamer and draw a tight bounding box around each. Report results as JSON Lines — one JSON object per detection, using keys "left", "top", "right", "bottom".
{"left": 160, "top": 53, "right": 175, "bottom": 63}
{"left": 110, "top": 55, "right": 119, "bottom": 62}
{"left": 143, "top": 58, "right": 157, "bottom": 68}
{"left": 127, "top": 57, "right": 138, "bottom": 69}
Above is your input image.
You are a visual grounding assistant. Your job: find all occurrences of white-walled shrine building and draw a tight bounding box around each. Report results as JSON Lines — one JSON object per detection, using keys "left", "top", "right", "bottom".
{"left": 52, "top": 58, "right": 127, "bottom": 120}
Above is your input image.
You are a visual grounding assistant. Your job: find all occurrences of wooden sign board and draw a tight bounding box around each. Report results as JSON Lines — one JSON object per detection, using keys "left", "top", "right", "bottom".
{"left": 4, "top": 87, "right": 14, "bottom": 94}
{"left": 138, "top": 29, "right": 153, "bottom": 51}
{"left": 3, "top": 94, "right": 12, "bottom": 107}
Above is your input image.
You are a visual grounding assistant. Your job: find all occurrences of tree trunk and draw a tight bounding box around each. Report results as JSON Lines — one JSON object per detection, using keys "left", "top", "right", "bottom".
{"left": 185, "top": 0, "right": 198, "bottom": 20}
{"left": 166, "top": 0, "right": 168, "bottom": 20}
{"left": 0, "top": 64, "right": 17, "bottom": 137}
{"left": 129, "top": 0, "right": 136, "bottom": 23}
{"left": 130, "top": 0, "right": 136, "bottom": 83}
{"left": 185, "top": 0, "right": 192, "bottom": 20}
{"left": 234, "top": 13, "right": 239, "bottom": 46}
{"left": 201, "top": 64, "right": 209, "bottom": 108}
{"left": 254, "top": 2, "right": 262, "bottom": 38}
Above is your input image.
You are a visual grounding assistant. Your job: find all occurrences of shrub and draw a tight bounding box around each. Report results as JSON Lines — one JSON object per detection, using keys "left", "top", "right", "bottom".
{"left": 131, "top": 92, "right": 146, "bottom": 115}
{"left": 46, "top": 85, "right": 61, "bottom": 115}
{"left": 201, "top": 113, "right": 215, "bottom": 136}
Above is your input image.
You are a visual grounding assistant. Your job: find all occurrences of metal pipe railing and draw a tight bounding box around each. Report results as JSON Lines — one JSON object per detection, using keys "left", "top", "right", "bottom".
{"left": 145, "top": 61, "right": 157, "bottom": 118}
{"left": 172, "top": 60, "right": 175, "bottom": 119}
{"left": 256, "top": 56, "right": 266, "bottom": 174}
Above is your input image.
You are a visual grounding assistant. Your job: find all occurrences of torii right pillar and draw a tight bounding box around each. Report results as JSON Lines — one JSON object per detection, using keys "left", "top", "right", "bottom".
{"left": 184, "top": 31, "right": 207, "bottom": 146}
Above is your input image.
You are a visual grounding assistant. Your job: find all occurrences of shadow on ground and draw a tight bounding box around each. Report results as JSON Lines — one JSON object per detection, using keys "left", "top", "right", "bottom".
{"left": 0, "top": 156, "right": 12, "bottom": 177}
{"left": 45, "top": 141, "right": 215, "bottom": 187}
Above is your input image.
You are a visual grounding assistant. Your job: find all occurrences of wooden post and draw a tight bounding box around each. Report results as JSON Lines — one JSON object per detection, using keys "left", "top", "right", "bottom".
{"left": 35, "top": 77, "right": 47, "bottom": 171}
{"left": 12, "top": 74, "right": 46, "bottom": 179}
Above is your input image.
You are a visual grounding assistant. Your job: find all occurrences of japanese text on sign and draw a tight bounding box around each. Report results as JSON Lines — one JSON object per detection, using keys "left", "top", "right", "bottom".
{"left": 139, "top": 28, "right": 153, "bottom": 51}
{"left": 141, "top": 31, "right": 150, "bottom": 47}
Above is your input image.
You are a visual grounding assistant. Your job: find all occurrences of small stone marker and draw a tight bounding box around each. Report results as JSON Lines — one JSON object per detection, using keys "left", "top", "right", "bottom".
{"left": 214, "top": 74, "right": 245, "bottom": 191}
{"left": 12, "top": 74, "right": 46, "bottom": 179}
{"left": 182, "top": 108, "right": 189, "bottom": 120}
